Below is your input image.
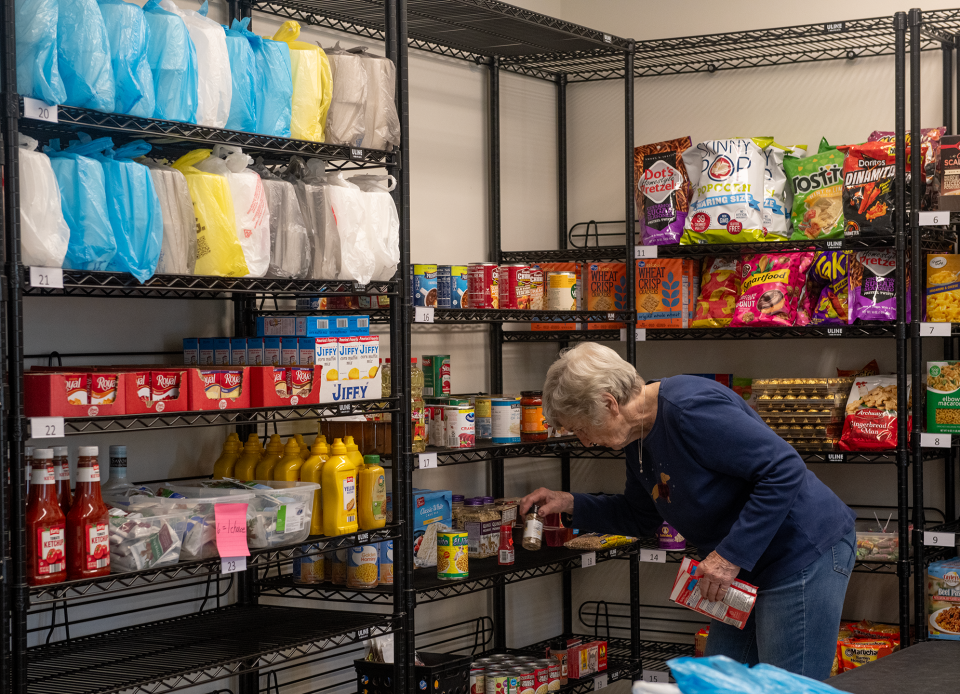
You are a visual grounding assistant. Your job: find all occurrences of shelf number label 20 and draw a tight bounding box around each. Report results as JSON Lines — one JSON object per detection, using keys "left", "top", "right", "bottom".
{"left": 29, "top": 417, "right": 64, "bottom": 439}
{"left": 29, "top": 267, "right": 64, "bottom": 289}
{"left": 640, "top": 548, "right": 666, "bottom": 563}
{"left": 23, "top": 97, "right": 58, "bottom": 123}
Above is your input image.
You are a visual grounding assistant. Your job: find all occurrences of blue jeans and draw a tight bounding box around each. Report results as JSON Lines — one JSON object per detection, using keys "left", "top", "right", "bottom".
{"left": 704, "top": 529, "right": 856, "bottom": 680}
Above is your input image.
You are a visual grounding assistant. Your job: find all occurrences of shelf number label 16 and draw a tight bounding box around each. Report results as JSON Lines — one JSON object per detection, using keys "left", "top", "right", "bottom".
{"left": 414, "top": 306, "right": 435, "bottom": 323}
{"left": 29, "top": 417, "right": 64, "bottom": 439}
{"left": 924, "top": 532, "right": 956, "bottom": 547}
{"left": 639, "top": 548, "right": 666, "bottom": 563}
{"left": 920, "top": 432, "right": 952, "bottom": 448}
{"left": 23, "top": 97, "right": 58, "bottom": 123}
{"left": 29, "top": 267, "right": 64, "bottom": 289}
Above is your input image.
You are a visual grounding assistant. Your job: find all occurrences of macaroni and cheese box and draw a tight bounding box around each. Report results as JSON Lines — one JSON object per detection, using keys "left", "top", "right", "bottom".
{"left": 264, "top": 337, "right": 281, "bottom": 366}
{"left": 531, "top": 262, "right": 583, "bottom": 331}
{"left": 230, "top": 338, "right": 247, "bottom": 366}
{"left": 927, "top": 361, "right": 960, "bottom": 434}
{"left": 213, "top": 338, "right": 231, "bottom": 365}
{"left": 585, "top": 262, "right": 627, "bottom": 330}
{"left": 183, "top": 338, "right": 199, "bottom": 365}
{"left": 198, "top": 338, "right": 214, "bottom": 365}
{"left": 635, "top": 258, "right": 699, "bottom": 329}
{"left": 246, "top": 337, "right": 264, "bottom": 366}
{"left": 926, "top": 254, "right": 960, "bottom": 322}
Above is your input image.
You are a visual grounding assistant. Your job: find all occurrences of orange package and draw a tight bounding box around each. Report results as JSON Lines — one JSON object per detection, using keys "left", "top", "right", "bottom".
{"left": 692, "top": 256, "right": 740, "bottom": 328}
{"left": 635, "top": 258, "right": 699, "bottom": 329}
{"left": 585, "top": 262, "right": 627, "bottom": 330}
{"left": 838, "top": 637, "right": 897, "bottom": 672}
{"left": 531, "top": 262, "right": 582, "bottom": 331}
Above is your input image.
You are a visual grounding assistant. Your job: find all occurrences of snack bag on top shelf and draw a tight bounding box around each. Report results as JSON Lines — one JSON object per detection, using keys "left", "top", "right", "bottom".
{"left": 681, "top": 139, "right": 766, "bottom": 244}
{"left": 786, "top": 141, "right": 845, "bottom": 240}
{"left": 753, "top": 137, "right": 808, "bottom": 241}
{"left": 633, "top": 137, "right": 692, "bottom": 245}
{"left": 868, "top": 127, "right": 945, "bottom": 208}
{"left": 848, "top": 249, "right": 910, "bottom": 323}
{"left": 731, "top": 252, "right": 815, "bottom": 328}
{"left": 838, "top": 374, "right": 911, "bottom": 451}
{"left": 926, "top": 254, "right": 960, "bottom": 322}
{"left": 841, "top": 142, "right": 921, "bottom": 238}
{"left": 692, "top": 256, "right": 740, "bottom": 328}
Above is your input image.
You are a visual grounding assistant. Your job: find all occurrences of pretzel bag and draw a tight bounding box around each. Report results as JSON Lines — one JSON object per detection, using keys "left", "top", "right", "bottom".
{"left": 634, "top": 137, "right": 692, "bottom": 245}
{"left": 848, "top": 249, "right": 910, "bottom": 323}
{"left": 731, "top": 252, "right": 814, "bottom": 328}
{"left": 839, "top": 375, "right": 912, "bottom": 451}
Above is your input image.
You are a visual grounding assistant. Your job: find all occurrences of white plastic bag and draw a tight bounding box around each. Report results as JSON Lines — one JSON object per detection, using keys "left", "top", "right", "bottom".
{"left": 353, "top": 49, "right": 400, "bottom": 151}
{"left": 160, "top": 0, "right": 231, "bottom": 128}
{"left": 141, "top": 157, "right": 197, "bottom": 275}
{"left": 323, "top": 170, "right": 375, "bottom": 284}
{"left": 350, "top": 174, "right": 399, "bottom": 281}
{"left": 19, "top": 134, "right": 70, "bottom": 268}
{"left": 252, "top": 159, "right": 311, "bottom": 279}
{"left": 286, "top": 157, "right": 327, "bottom": 279}
{"left": 324, "top": 43, "right": 366, "bottom": 147}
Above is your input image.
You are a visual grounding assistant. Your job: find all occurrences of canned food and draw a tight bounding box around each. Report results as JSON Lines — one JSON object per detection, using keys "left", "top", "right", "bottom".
{"left": 499, "top": 264, "right": 531, "bottom": 309}
{"left": 470, "top": 663, "right": 486, "bottom": 694}
{"left": 491, "top": 397, "right": 521, "bottom": 444}
{"left": 378, "top": 540, "right": 393, "bottom": 585}
{"left": 444, "top": 405, "right": 476, "bottom": 448}
{"left": 532, "top": 661, "right": 551, "bottom": 694}
{"left": 292, "top": 551, "right": 324, "bottom": 584}
{"left": 346, "top": 545, "right": 379, "bottom": 588}
{"left": 518, "top": 672, "right": 536, "bottom": 694}
{"left": 528, "top": 266, "right": 545, "bottom": 310}
{"left": 475, "top": 396, "right": 493, "bottom": 438}
{"left": 546, "top": 661, "right": 561, "bottom": 691}
{"left": 545, "top": 271, "right": 577, "bottom": 310}
{"left": 469, "top": 262, "right": 499, "bottom": 309}
{"left": 452, "top": 265, "right": 470, "bottom": 308}
{"left": 413, "top": 264, "right": 438, "bottom": 307}
{"left": 437, "top": 530, "right": 469, "bottom": 579}
{"left": 437, "top": 265, "right": 453, "bottom": 308}
{"left": 485, "top": 671, "right": 510, "bottom": 694}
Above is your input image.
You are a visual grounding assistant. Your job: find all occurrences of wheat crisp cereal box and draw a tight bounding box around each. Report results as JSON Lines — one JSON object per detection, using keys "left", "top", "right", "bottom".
{"left": 635, "top": 258, "right": 699, "bottom": 329}
{"left": 585, "top": 262, "right": 627, "bottom": 330}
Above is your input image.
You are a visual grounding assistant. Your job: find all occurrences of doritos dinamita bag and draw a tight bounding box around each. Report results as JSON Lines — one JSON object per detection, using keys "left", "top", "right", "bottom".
{"left": 786, "top": 144, "right": 845, "bottom": 241}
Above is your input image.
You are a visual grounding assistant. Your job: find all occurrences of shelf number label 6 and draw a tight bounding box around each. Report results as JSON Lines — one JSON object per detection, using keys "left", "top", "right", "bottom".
{"left": 920, "top": 322, "right": 952, "bottom": 337}
{"left": 640, "top": 548, "right": 666, "bottom": 563}
{"left": 924, "top": 531, "right": 956, "bottom": 546}
{"left": 643, "top": 671, "right": 669, "bottom": 683}
{"left": 920, "top": 432, "right": 952, "bottom": 448}
{"left": 221, "top": 556, "right": 246, "bottom": 574}
{"left": 30, "top": 417, "right": 64, "bottom": 439}
{"left": 23, "top": 97, "right": 58, "bottom": 123}
{"left": 29, "top": 267, "right": 64, "bottom": 289}
{"left": 919, "top": 211, "right": 950, "bottom": 226}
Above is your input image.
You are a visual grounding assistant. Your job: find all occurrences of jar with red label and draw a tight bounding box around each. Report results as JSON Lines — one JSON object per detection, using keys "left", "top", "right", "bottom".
{"left": 520, "top": 391, "right": 548, "bottom": 442}
{"left": 26, "top": 449, "right": 67, "bottom": 585}
{"left": 67, "top": 446, "right": 111, "bottom": 579}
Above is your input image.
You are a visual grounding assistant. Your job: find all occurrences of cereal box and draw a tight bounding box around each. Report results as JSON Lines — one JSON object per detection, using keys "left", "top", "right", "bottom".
{"left": 198, "top": 338, "right": 214, "bottom": 366}
{"left": 246, "top": 337, "right": 264, "bottom": 366}
{"left": 315, "top": 337, "right": 339, "bottom": 384}
{"left": 585, "top": 262, "right": 627, "bottom": 330}
{"left": 928, "top": 557, "right": 960, "bottom": 640}
{"left": 182, "top": 339, "right": 199, "bottom": 365}
{"left": 635, "top": 258, "right": 699, "bottom": 329}
{"left": 927, "top": 361, "right": 960, "bottom": 434}
{"left": 280, "top": 337, "right": 298, "bottom": 366}
{"left": 230, "top": 338, "right": 247, "bottom": 366}
{"left": 298, "top": 338, "right": 316, "bottom": 366}
{"left": 531, "top": 262, "right": 582, "bottom": 331}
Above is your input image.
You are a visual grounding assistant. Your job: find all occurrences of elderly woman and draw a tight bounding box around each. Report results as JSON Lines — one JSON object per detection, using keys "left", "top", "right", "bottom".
{"left": 520, "top": 343, "right": 856, "bottom": 680}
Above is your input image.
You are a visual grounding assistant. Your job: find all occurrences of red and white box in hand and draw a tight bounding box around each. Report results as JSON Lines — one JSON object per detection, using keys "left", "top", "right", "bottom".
{"left": 669, "top": 556, "right": 757, "bottom": 630}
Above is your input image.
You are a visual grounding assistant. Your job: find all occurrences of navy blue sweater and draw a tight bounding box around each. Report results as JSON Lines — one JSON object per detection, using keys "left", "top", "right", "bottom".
{"left": 572, "top": 375, "right": 855, "bottom": 586}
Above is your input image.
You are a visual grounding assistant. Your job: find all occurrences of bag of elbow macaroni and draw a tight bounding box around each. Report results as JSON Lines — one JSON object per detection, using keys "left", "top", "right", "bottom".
{"left": 681, "top": 139, "right": 766, "bottom": 244}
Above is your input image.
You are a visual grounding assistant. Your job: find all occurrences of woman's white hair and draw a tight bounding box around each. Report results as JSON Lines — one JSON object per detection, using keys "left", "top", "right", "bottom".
{"left": 541, "top": 342, "right": 644, "bottom": 428}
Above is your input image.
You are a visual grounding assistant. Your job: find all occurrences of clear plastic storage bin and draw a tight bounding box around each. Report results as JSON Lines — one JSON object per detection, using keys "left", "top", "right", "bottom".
{"left": 109, "top": 511, "right": 190, "bottom": 572}
{"left": 856, "top": 519, "right": 899, "bottom": 562}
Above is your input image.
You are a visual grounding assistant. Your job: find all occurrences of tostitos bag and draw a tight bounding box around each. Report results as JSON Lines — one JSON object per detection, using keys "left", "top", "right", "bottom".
{"left": 634, "top": 137, "right": 692, "bottom": 246}
{"left": 787, "top": 140, "right": 845, "bottom": 240}
{"left": 692, "top": 256, "right": 740, "bottom": 328}
{"left": 682, "top": 139, "right": 766, "bottom": 244}
{"left": 839, "top": 375, "right": 911, "bottom": 452}
{"left": 731, "top": 252, "right": 815, "bottom": 327}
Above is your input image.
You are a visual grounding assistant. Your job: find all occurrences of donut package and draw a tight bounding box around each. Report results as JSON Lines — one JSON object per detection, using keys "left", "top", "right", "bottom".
{"left": 731, "top": 252, "right": 815, "bottom": 327}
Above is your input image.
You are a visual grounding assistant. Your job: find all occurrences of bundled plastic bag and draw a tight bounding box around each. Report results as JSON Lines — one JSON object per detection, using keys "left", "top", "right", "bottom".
{"left": 142, "top": 0, "right": 198, "bottom": 123}
{"left": 195, "top": 146, "right": 269, "bottom": 277}
{"left": 97, "top": 0, "right": 155, "bottom": 118}
{"left": 251, "top": 159, "right": 311, "bottom": 279}
{"left": 172, "top": 150, "right": 248, "bottom": 277}
{"left": 15, "top": 0, "right": 67, "bottom": 105}
{"left": 325, "top": 43, "right": 366, "bottom": 147}
{"left": 353, "top": 49, "right": 400, "bottom": 151}
{"left": 223, "top": 20, "right": 258, "bottom": 132}
{"left": 141, "top": 158, "right": 197, "bottom": 275}
{"left": 286, "top": 157, "right": 328, "bottom": 279}
{"left": 93, "top": 142, "right": 163, "bottom": 282}
{"left": 325, "top": 172, "right": 375, "bottom": 283}
{"left": 668, "top": 656, "right": 840, "bottom": 694}
{"left": 45, "top": 136, "right": 117, "bottom": 271}
{"left": 350, "top": 174, "right": 399, "bottom": 280}
{"left": 159, "top": 0, "right": 231, "bottom": 128}
{"left": 272, "top": 22, "right": 332, "bottom": 142}
{"left": 229, "top": 18, "right": 291, "bottom": 137}
{"left": 58, "top": 0, "right": 116, "bottom": 112}
{"left": 19, "top": 134, "right": 70, "bottom": 268}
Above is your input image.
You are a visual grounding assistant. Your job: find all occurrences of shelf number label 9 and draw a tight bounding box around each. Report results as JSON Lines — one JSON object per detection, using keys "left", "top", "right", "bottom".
{"left": 642, "top": 671, "right": 669, "bottom": 683}
{"left": 30, "top": 417, "right": 64, "bottom": 439}
{"left": 23, "top": 97, "right": 58, "bottom": 123}
{"left": 924, "top": 532, "right": 956, "bottom": 546}
{"left": 640, "top": 548, "right": 666, "bottom": 563}
{"left": 920, "top": 322, "right": 952, "bottom": 337}
{"left": 30, "top": 267, "right": 64, "bottom": 289}
{"left": 920, "top": 432, "right": 952, "bottom": 448}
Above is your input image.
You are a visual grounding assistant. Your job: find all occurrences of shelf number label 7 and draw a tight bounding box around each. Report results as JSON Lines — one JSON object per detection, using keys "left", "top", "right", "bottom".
{"left": 924, "top": 531, "right": 956, "bottom": 546}
{"left": 640, "top": 548, "right": 666, "bottom": 563}
{"left": 29, "top": 267, "right": 64, "bottom": 289}
{"left": 23, "top": 97, "right": 58, "bottom": 123}
{"left": 920, "top": 322, "right": 952, "bottom": 337}
{"left": 920, "top": 432, "right": 952, "bottom": 448}
{"left": 29, "top": 417, "right": 64, "bottom": 439}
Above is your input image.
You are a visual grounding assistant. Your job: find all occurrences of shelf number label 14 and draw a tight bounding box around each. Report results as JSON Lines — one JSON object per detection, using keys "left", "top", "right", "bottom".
{"left": 23, "top": 97, "right": 58, "bottom": 123}
{"left": 29, "top": 267, "right": 64, "bottom": 289}
{"left": 920, "top": 432, "right": 952, "bottom": 448}
{"left": 640, "top": 548, "right": 666, "bottom": 563}
{"left": 635, "top": 245, "right": 658, "bottom": 259}
{"left": 924, "top": 531, "right": 956, "bottom": 547}
{"left": 920, "top": 322, "right": 952, "bottom": 337}
{"left": 221, "top": 556, "right": 247, "bottom": 574}
{"left": 581, "top": 552, "right": 597, "bottom": 568}
{"left": 642, "top": 671, "right": 669, "bottom": 683}
{"left": 414, "top": 306, "right": 435, "bottom": 323}
{"left": 29, "top": 417, "right": 64, "bottom": 439}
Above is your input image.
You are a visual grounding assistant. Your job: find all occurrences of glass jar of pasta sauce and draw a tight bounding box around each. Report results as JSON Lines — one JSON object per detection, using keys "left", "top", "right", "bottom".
{"left": 520, "top": 391, "right": 548, "bottom": 442}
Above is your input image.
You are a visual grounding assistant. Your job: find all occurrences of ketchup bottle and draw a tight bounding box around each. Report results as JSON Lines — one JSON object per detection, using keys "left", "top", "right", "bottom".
{"left": 26, "top": 448, "right": 67, "bottom": 585}
{"left": 67, "top": 446, "right": 110, "bottom": 579}
{"left": 498, "top": 524, "right": 515, "bottom": 565}
{"left": 53, "top": 445, "right": 72, "bottom": 514}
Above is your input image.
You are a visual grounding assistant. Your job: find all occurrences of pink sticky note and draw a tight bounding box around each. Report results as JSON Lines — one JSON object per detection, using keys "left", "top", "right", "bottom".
{"left": 214, "top": 503, "right": 250, "bottom": 557}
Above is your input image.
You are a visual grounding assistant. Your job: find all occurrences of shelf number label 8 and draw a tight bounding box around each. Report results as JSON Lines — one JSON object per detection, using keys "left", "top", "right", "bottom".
{"left": 920, "top": 432, "right": 952, "bottom": 448}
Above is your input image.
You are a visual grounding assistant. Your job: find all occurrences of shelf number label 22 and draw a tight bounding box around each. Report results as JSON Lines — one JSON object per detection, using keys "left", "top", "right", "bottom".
{"left": 29, "top": 267, "right": 64, "bottom": 289}
{"left": 30, "top": 417, "right": 64, "bottom": 439}
{"left": 23, "top": 97, "right": 58, "bottom": 123}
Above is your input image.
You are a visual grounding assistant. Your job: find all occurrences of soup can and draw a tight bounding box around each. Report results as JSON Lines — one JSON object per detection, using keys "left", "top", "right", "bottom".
{"left": 532, "top": 660, "right": 552, "bottom": 694}
{"left": 491, "top": 398, "right": 521, "bottom": 444}
{"left": 528, "top": 265, "right": 545, "bottom": 310}
{"left": 437, "top": 530, "right": 469, "bottom": 579}
{"left": 452, "top": 265, "right": 470, "bottom": 308}
{"left": 437, "top": 265, "right": 453, "bottom": 308}
{"left": 498, "top": 264, "right": 531, "bottom": 309}
{"left": 545, "top": 661, "right": 561, "bottom": 691}
{"left": 470, "top": 663, "right": 486, "bottom": 694}
{"left": 485, "top": 671, "right": 510, "bottom": 694}
{"left": 469, "top": 262, "right": 499, "bottom": 309}
{"left": 413, "top": 264, "right": 438, "bottom": 307}
{"left": 475, "top": 395, "right": 493, "bottom": 438}
{"left": 517, "top": 672, "right": 536, "bottom": 694}
{"left": 445, "top": 405, "right": 476, "bottom": 448}
{"left": 545, "top": 271, "right": 577, "bottom": 310}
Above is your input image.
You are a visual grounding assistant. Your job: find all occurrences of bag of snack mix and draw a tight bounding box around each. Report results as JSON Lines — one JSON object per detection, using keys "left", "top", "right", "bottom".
{"left": 681, "top": 139, "right": 766, "bottom": 244}
{"left": 692, "top": 256, "right": 740, "bottom": 328}
{"left": 731, "top": 252, "right": 815, "bottom": 328}
{"left": 808, "top": 250, "right": 849, "bottom": 325}
{"left": 868, "top": 127, "right": 945, "bottom": 208}
{"left": 634, "top": 137, "right": 692, "bottom": 245}
{"left": 786, "top": 140, "right": 845, "bottom": 240}
{"left": 753, "top": 137, "right": 807, "bottom": 241}
{"left": 848, "top": 249, "right": 910, "bottom": 323}
{"left": 838, "top": 374, "right": 911, "bottom": 451}
{"left": 926, "top": 254, "right": 960, "bottom": 322}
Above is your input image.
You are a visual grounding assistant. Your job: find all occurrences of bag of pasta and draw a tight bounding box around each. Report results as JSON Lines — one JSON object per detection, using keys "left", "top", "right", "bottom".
{"left": 692, "top": 256, "right": 740, "bottom": 328}
{"left": 926, "top": 254, "right": 960, "bottom": 322}
{"left": 838, "top": 375, "right": 911, "bottom": 452}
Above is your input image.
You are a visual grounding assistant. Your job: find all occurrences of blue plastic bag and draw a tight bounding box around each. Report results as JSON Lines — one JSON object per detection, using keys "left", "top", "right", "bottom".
{"left": 45, "top": 137, "right": 117, "bottom": 272}
{"left": 57, "top": 0, "right": 116, "bottom": 112}
{"left": 15, "top": 0, "right": 67, "bottom": 104}
{"left": 97, "top": 0, "right": 155, "bottom": 118}
{"left": 142, "top": 0, "right": 198, "bottom": 123}
{"left": 668, "top": 656, "right": 841, "bottom": 694}
{"left": 230, "top": 18, "right": 291, "bottom": 137}
{"left": 223, "top": 20, "right": 259, "bottom": 132}
{"left": 94, "top": 142, "right": 163, "bottom": 282}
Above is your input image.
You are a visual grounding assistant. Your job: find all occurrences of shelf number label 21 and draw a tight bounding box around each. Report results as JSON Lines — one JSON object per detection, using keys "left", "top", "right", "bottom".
{"left": 29, "top": 267, "right": 64, "bottom": 289}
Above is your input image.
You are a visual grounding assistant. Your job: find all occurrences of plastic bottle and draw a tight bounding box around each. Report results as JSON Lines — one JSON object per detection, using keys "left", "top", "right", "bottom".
{"left": 344, "top": 435, "right": 364, "bottom": 471}
{"left": 300, "top": 436, "right": 329, "bottom": 535}
{"left": 102, "top": 444, "right": 137, "bottom": 495}
{"left": 248, "top": 432, "right": 263, "bottom": 453}
{"left": 255, "top": 434, "right": 284, "bottom": 479}
{"left": 26, "top": 449, "right": 67, "bottom": 585}
{"left": 274, "top": 438, "right": 305, "bottom": 481}
{"left": 295, "top": 433, "right": 310, "bottom": 461}
{"left": 411, "top": 358, "right": 426, "bottom": 453}
{"left": 212, "top": 434, "right": 241, "bottom": 479}
{"left": 320, "top": 438, "right": 358, "bottom": 537}
{"left": 52, "top": 446, "right": 72, "bottom": 514}
{"left": 67, "top": 446, "right": 111, "bottom": 579}
{"left": 233, "top": 436, "right": 263, "bottom": 480}
{"left": 358, "top": 454, "right": 386, "bottom": 531}
{"left": 498, "top": 524, "right": 515, "bottom": 565}
{"left": 522, "top": 504, "right": 544, "bottom": 551}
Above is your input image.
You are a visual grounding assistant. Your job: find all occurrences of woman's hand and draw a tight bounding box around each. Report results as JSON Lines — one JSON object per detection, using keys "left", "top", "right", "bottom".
{"left": 693, "top": 551, "right": 741, "bottom": 603}
{"left": 519, "top": 487, "right": 574, "bottom": 517}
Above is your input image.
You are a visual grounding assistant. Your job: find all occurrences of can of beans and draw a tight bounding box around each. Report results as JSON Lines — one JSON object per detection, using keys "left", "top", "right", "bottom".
{"left": 445, "top": 405, "right": 476, "bottom": 448}
{"left": 451, "top": 265, "right": 470, "bottom": 308}
{"left": 545, "top": 271, "right": 578, "bottom": 310}
{"left": 437, "top": 530, "right": 469, "bottom": 579}
{"left": 528, "top": 265, "right": 545, "bottom": 310}
{"left": 517, "top": 672, "right": 536, "bottom": 694}
{"left": 491, "top": 397, "right": 521, "bottom": 444}
{"left": 469, "top": 262, "right": 499, "bottom": 309}
{"left": 413, "top": 264, "right": 438, "bottom": 307}
{"left": 532, "top": 660, "right": 551, "bottom": 694}
{"left": 470, "top": 663, "right": 486, "bottom": 694}
{"left": 545, "top": 661, "right": 561, "bottom": 691}
{"left": 498, "top": 264, "right": 531, "bottom": 309}
{"left": 474, "top": 395, "right": 493, "bottom": 439}
{"left": 484, "top": 671, "right": 510, "bottom": 694}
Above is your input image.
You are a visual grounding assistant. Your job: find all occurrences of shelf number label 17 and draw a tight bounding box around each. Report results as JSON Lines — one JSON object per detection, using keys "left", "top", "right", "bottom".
{"left": 23, "top": 97, "right": 58, "bottom": 123}
{"left": 924, "top": 531, "right": 956, "bottom": 547}
{"left": 418, "top": 452, "right": 438, "bottom": 469}
{"left": 639, "top": 548, "right": 666, "bottom": 563}
{"left": 29, "top": 417, "right": 64, "bottom": 439}
{"left": 920, "top": 432, "right": 952, "bottom": 448}
{"left": 29, "top": 267, "right": 64, "bottom": 289}
{"left": 221, "top": 556, "right": 247, "bottom": 574}
{"left": 920, "top": 322, "right": 952, "bottom": 337}
{"left": 642, "top": 670, "right": 669, "bottom": 683}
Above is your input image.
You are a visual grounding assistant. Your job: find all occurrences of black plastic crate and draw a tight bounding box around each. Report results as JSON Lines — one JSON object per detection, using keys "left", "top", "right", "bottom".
{"left": 356, "top": 651, "right": 472, "bottom": 694}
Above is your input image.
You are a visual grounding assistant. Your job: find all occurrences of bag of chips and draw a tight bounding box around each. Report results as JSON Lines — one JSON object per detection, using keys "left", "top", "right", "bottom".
{"left": 868, "top": 127, "right": 945, "bottom": 208}
{"left": 842, "top": 142, "right": 920, "bottom": 238}
{"left": 848, "top": 249, "right": 909, "bottom": 323}
{"left": 794, "top": 277, "right": 816, "bottom": 326}
{"left": 837, "top": 360, "right": 880, "bottom": 377}
{"left": 681, "top": 139, "right": 766, "bottom": 244}
{"left": 838, "top": 374, "right": 911, "bottom": 452}
{"left": 753, "top": 137, "right": 807, "bottom": 240}
{"left": 692, "top": 256, "right": 740, "bottom": 328}
{"left": 926, "top": 254, "right": 960, "bottom": 322}
{"left": 808, "top": 250, "right": 849, "bottom": 325}
{"left": 731, "top": 252, "right": 814, "bottom": 327}
{"left": 634, "top": 137, "right": 692, "bottom": 245}
{"left": 786, "top": 144, "right": 845, "bottom": 240}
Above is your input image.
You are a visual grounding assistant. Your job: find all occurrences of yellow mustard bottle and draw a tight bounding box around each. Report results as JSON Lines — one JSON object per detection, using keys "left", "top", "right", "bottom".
{"left": 358, "top": 454, "right": 386, "bottom": 531}
{"left": 274, "top": 438, "right": 305, "bottom": 481}
{"left": 212, "top": 434, "right": 241, "bottom": 479}
{"left": 255, "top": 434, "right": 284, "bottom": 480}
{"left": 247, "top": 432, "right": 263, "bottom": 454}
{"left": 321, "top": 438, "right": 358, "bottom": 536}
{"left": 295, "top": 433, "right": 311, "bottom": 461}
{"left": 301, "top": 437, "right": 328, "bottom": 535}
{"left": 233, "top": 437, "right": 262, "bottom": 480}
{"left": 344, "top": 435, "right": 364, "bottom": 471}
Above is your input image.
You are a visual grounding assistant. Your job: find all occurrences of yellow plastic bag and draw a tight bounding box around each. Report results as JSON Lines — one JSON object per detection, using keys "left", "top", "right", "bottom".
{"left": 172, "top": 149, "right": 249, "bottom": 277}
{"left": 272, "top": 21, "right": 332, "bottom": 142}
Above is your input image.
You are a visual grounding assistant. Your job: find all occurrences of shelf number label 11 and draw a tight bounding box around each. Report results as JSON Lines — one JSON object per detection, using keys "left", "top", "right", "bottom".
{"left": 924, "top": 531, "right": 956, "bottom": 547}
{"left": 635, "top": 245, "right": 658, "bottom": 259}
{"left": 920, "top": 322, "right": 952, "bottom": 337}
{"left": 642, "top": 670, "right": 669, "bottom": 683}
{"left": 221, "top": 556, "right": 247, "bottom": 574}
{"left": 414, "top": 306, "right": 435, "bottom": 323}
{"left": 640, "top": 548, "right": 666, "bottom": 563}
{"left": 29, "top": 417, "right": 64, "bottom": 439}
{"left": 29, "top": 267, "right": 64, "bottom": 289}
{"left": 23, "top": 97, "right": 58, "bottom": 123}
{"left": 920, "top": 432, "right": 952, "bottom": 448}
{"left": 581, "top": 552, "right": 597, "bottom": 568}
{"left": 919, "top": 211, "right": 951, "bottom": 226}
